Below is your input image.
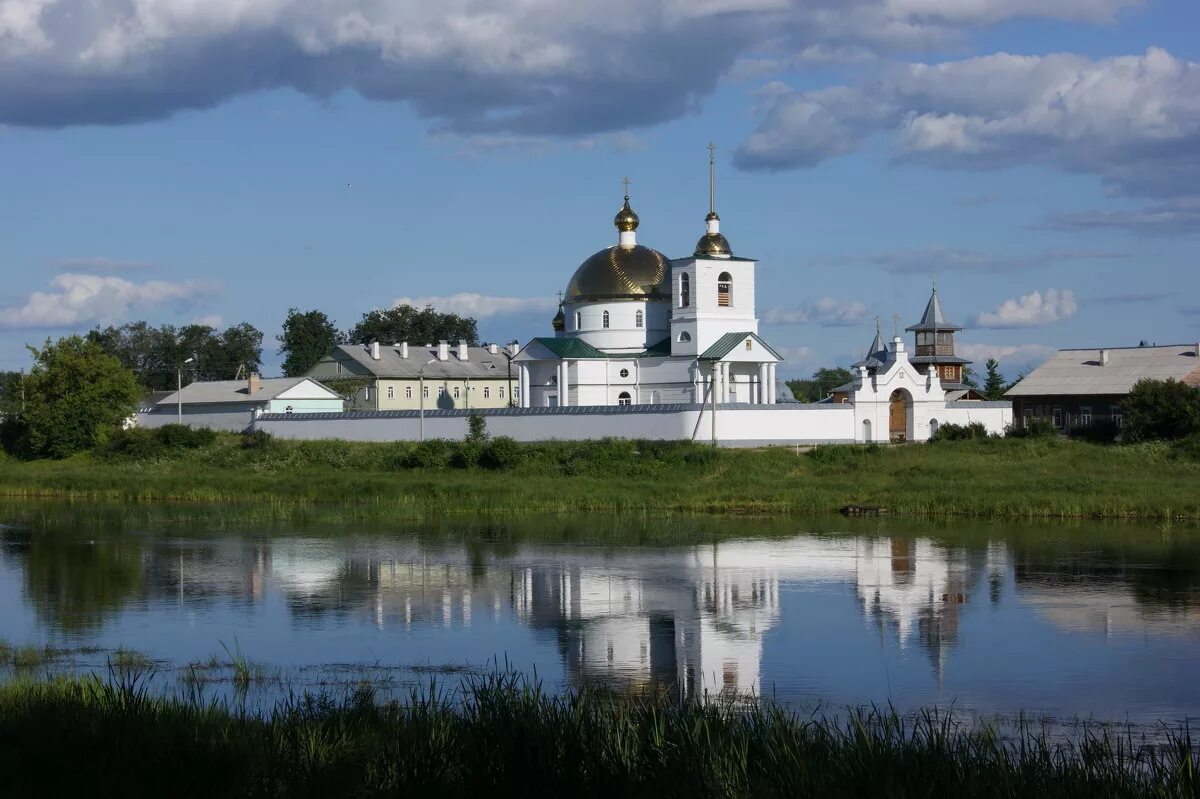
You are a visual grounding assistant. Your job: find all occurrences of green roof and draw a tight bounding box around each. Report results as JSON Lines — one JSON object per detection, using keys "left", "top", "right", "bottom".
{"left": 531, "top": 337, "right": 608, "bottom": 359}
{"left": 699, "top": 332, "right": 783, "bottom": 361}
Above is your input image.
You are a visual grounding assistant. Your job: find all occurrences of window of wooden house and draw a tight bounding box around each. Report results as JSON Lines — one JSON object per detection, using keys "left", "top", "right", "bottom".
{"left": 1080, "top": 406, "right": 1092, "bottom": 426}
{"left": 1052, "top": 407, "right": 1063, "bottom": 428}
{"left": 717, "top": 272, "right": 732, "bottom": 307}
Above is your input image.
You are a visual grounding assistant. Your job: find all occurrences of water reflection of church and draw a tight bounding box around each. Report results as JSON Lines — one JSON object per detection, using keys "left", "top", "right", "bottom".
{"left": 256, "top": 538, "right": 1010, "bottom": 698}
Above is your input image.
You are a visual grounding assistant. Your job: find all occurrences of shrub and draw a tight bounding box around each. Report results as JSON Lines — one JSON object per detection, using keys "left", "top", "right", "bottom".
{"left": 1068, "top": 419, "right": 1121, "bottom": 444}
{"left": 406, "top": 439, "right": 453, "bottom": 469}
{"left": 1006, "top": 418, "right": 1059, "bottom": 439}
{"left": 466, "top": 412, "right": 488, "bottom": 444}
{"left": 1123, "top": 378, "right": 1200, "bottom": 441}
{"left": 930, "top": 422, "right": 989, "bottom": 442}
{"left": 241, "top": 429, "right": 274, "bottom": 450}
{"left": 0, "top": 417, "right": 30, "bottom": 458}
{"left": 481, "top": 436, "right": 522, "bottom": 470}
{"left": 1170, "top": 434, "right": 1200, "bottom": 461}
{"left": 806, "top": 445, "right": 872, "bottom": 468}
{"left": 99, "top": 428, "right": 166, "bottom": 460}
{"left": 451, "top": 442, "right": 483, "bottom": 469}
{"left": 156, "top": 424, "right": 217, "bottom": 450}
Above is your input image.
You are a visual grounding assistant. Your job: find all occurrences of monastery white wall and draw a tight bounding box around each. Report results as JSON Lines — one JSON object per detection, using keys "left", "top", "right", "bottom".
{"left": 137, "top": 406, "right": 258, "bottom": 432}
{"left": 253, "top": 404, "right": 857, "bottom": 446}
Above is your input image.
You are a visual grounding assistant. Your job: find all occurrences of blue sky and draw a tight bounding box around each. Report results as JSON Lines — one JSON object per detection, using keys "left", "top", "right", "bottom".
{"left": 0, "top": 0, "right": 1196, "bottom": 378}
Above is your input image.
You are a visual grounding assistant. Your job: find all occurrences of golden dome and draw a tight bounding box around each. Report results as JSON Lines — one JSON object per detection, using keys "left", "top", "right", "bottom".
{"left": 551, "top": 306, "right": 565, "bottom": 331}
{"left": 614, "top": 196, "right": 639, "bottom": 232}
{"left": 694, "top": 232, "right": 731, "bottom": 257}
{"left": 565, "top": 245, "right": 669, "bottom": 302}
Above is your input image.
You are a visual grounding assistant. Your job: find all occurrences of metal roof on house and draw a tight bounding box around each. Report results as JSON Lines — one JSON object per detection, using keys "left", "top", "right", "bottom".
{"left": 322, "top": 344, "right": 515, "bottom": 379}
{"left": 1005, "top": 344, "right": 1200, "bottom": 397}
{"left": 906, "top": 289, "right": 962, "bottom": 332}
{"left": 157, "top": 377, "right": 331, "bottom": 406}
{"left": 699, "top": 332, "right": 783, "bottom": 361}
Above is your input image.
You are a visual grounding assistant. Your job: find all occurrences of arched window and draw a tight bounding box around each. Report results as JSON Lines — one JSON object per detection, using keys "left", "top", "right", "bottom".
{"left": 635, "top": 310, "right": 644, "bottom": 328}
{"left": 677, "top": 331, "right": 691, "bottom": 343}
{"left": 680, "top": 273, "right": 690, "bottom": 308}
{"left": 617, "top": 391, "right": 632, "bottom": 406}
{"left": 575, "top": 311, "right": 581, "bottom": 329}
{"left": 602, "top": 311, "right": 610, "bottom": 329}
{"left": 717, "top": 272, "right": 732, "bottom": 307}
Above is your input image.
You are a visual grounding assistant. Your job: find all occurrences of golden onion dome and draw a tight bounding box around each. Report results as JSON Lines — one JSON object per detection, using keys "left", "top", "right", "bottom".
{"left": 565, "top": 245, "right": 669, "bottom": 302}
{"left": 551, "top": 306, "right": 565, "bottom": 331}
{"left": 694, "top": 232, "right": 732, "bottom": 257}
{"left": 614, "top": 196, "right": 639, "bottom": 232}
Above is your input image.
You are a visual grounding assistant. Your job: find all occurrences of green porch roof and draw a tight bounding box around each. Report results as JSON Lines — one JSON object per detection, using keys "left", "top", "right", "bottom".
{"left": 531, "top": 337, "right": 608, "bottom": 359}
{"left": 699, "top": 332, "right": 784, "bottom": 361}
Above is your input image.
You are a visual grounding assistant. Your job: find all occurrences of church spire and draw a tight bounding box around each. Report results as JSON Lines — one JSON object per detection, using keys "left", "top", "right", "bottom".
{"left": 694, "top": 143, "right": 733, "bottom": 258}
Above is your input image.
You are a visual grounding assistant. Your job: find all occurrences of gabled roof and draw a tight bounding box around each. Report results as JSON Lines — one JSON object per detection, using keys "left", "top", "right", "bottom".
{"left": 158, "top": 377, "right": 339, "bottom": 406}
{"left": 320, "top": 344, "right": 513, "bottom": 379}
{"left": 1005, "top": 344, "right": 1200, "bottom": 397}
{"left": 699, "top": 331, "right": 783, "bottom": 361}
{"left": 906, "top": 289, "right": 963, "bottom": 333}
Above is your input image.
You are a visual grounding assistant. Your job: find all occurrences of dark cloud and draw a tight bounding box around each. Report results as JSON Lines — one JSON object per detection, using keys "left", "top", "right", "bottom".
{"left": 1039, "top": 198, "right": 1200, "bottom": 236}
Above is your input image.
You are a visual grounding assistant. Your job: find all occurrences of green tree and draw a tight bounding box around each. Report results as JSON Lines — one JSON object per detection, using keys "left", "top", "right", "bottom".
{"left": 348, "top": 304, "right": 478, "bottom": 347}
{"left": 983, "top": 358, "right": 1007, "bottom": 400}
{"left": 962, "top": 366, "right": 980, "bottom": 390}
{"left": 0, "top": 371, "right": 23, "bottom": 415}
{"left": 278, "top": 309, "right": 342, "bottom": 377}
{"left": 786, "top": 367, "right": 854, "bottom": 402}
{"left": 89, "top": 321, "right": 264, "bottom": 389}
{"left": 20, "top": 336, "right": 141, "bottom": 458}
{"left": 1122, "top": 378, "right": 1200, "bottom": 441}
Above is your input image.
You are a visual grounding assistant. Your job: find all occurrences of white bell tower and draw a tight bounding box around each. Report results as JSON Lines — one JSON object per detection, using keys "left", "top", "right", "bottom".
{"left": 671, "top": 144, "right": 759, "bottom": 357}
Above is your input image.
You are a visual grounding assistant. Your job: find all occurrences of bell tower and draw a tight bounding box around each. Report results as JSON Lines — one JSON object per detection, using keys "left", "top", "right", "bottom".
{"left": 671, "top": 144, "right": 759, "bottom": 357}
{"left": 905, "top": 285, "right": 971, "bottom": 386}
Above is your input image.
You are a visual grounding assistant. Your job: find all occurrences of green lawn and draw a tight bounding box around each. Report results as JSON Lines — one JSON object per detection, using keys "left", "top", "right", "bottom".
{"left": 1, "top": 434, "right": 1197, "bottom": 523}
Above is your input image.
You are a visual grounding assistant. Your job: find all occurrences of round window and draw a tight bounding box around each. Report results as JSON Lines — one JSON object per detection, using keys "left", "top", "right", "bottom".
{"left": 619, "top": 368, "right": 630, "bottom": 378}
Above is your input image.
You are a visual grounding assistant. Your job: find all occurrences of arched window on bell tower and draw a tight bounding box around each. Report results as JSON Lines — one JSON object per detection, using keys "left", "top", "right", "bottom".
{"left": 635, "top": 310, "right": 643, "bottom": 328}
{"left": 717, "top": 272, "right": 732, "bottom": 307}
{"left": 680, "top": 272, "right": 690, "bottom": 308}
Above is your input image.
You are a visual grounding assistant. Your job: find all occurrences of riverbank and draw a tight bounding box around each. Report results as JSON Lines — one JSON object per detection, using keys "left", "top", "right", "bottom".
{"left": 1, "top": 434, "right": 1198, "bottom": 522}
{"left": 0, "top": 673, "right": 1193, "bottom": 797}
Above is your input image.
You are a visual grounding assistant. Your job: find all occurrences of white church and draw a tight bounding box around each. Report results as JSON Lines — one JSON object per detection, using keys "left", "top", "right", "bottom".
{"left": 254, "top": 153, "right": 1012, "bottom": 445}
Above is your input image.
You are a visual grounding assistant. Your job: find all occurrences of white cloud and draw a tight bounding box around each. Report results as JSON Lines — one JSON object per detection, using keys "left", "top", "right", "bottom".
{"left": 971, "top": 289, "right": 1078, "bottom": 328}
{"left": 737, "top": 48, "right": 1200, "bottom": 201}
{"left": 0, "top": 273, "right": 218, "bottom": 330}
{"left": 764, "top": 297, "right": 868, "bottom": 327}
{"left": 393, "top": 292, "right": 557, "bottom": 319}
{"left": 0, "top": 0, "right": 1148, "bottom": 134}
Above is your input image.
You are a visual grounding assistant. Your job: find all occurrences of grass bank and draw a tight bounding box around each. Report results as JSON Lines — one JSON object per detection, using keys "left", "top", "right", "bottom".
{"left": 0, "top": 673, "right": 1194, "bottom": 798}
{"left": 2, "top": 432, "right": 1199, "bottom": 522}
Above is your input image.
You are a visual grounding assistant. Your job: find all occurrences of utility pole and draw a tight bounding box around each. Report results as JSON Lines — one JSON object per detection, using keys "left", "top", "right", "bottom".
{"left": 177, "top": 356, "right": 195, "bottom": 424}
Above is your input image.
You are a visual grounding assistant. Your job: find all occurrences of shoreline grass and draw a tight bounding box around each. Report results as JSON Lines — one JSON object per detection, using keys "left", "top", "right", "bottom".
{"left": 2, "top": 434, "right": 1200, "bottom": 524}
{"left": 0, "top": 672, "right": 1194, "bottom": 797}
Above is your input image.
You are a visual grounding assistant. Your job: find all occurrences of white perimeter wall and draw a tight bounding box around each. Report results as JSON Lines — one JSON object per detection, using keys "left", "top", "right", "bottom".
{"left": 254, "top": 405, "right": 856, "bottom": 447}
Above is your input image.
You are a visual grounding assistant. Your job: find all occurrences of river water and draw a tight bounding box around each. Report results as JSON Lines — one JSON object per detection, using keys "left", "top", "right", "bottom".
{"left": 1, "top": 506, "right": 1197, "bottom": 724}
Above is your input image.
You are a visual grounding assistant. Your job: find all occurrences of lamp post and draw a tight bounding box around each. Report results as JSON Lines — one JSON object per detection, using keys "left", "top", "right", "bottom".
{"left": 418, "top": 358, "right": 436, "bottom": 441}
{"left": 177, "top": 356, "right": 195, "bottom": 424}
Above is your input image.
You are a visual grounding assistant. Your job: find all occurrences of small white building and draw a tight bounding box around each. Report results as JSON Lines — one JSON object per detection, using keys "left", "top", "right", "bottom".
{"left": 141, "top": 374, "right": 344, "bottom": 432}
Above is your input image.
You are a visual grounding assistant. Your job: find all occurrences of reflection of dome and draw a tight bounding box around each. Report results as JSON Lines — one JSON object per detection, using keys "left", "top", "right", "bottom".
{"left": 565, "top": 245, "right": 669, "bottom": 302}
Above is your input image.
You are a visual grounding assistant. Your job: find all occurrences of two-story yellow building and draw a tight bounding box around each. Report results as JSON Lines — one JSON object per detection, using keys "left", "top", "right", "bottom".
{"left": 307, "top": 340, "right": 519, "bottom": 411}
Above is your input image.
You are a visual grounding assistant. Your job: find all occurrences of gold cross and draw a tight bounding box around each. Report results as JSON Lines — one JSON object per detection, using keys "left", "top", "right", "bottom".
{"left": 622, "top": 176, "right": 631, "bottom": 198}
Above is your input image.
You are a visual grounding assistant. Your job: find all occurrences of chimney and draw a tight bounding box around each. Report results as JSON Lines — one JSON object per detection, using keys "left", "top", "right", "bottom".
{"left": 1100, "top": 349, "right": 1109, "bottom": 366}
{"left": 458, "top": 340, "right": 469, "bottom": 361}
{"left": 508, "top": 341, "right": 520, "bottom": 357}
{"left": 488, "top": 343, "right": 499, "bottom": 355}
{"left": 400, "top": 342, "right": 409, "bottom": 359}
{"left": 438, "top": 340, "right": 449, "bottom": 361}
{"left": 370, "top": 341, "right": 381, "bottom": 360}
{"left": 248, "top": 373, "right": 262, "bottom": 394}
